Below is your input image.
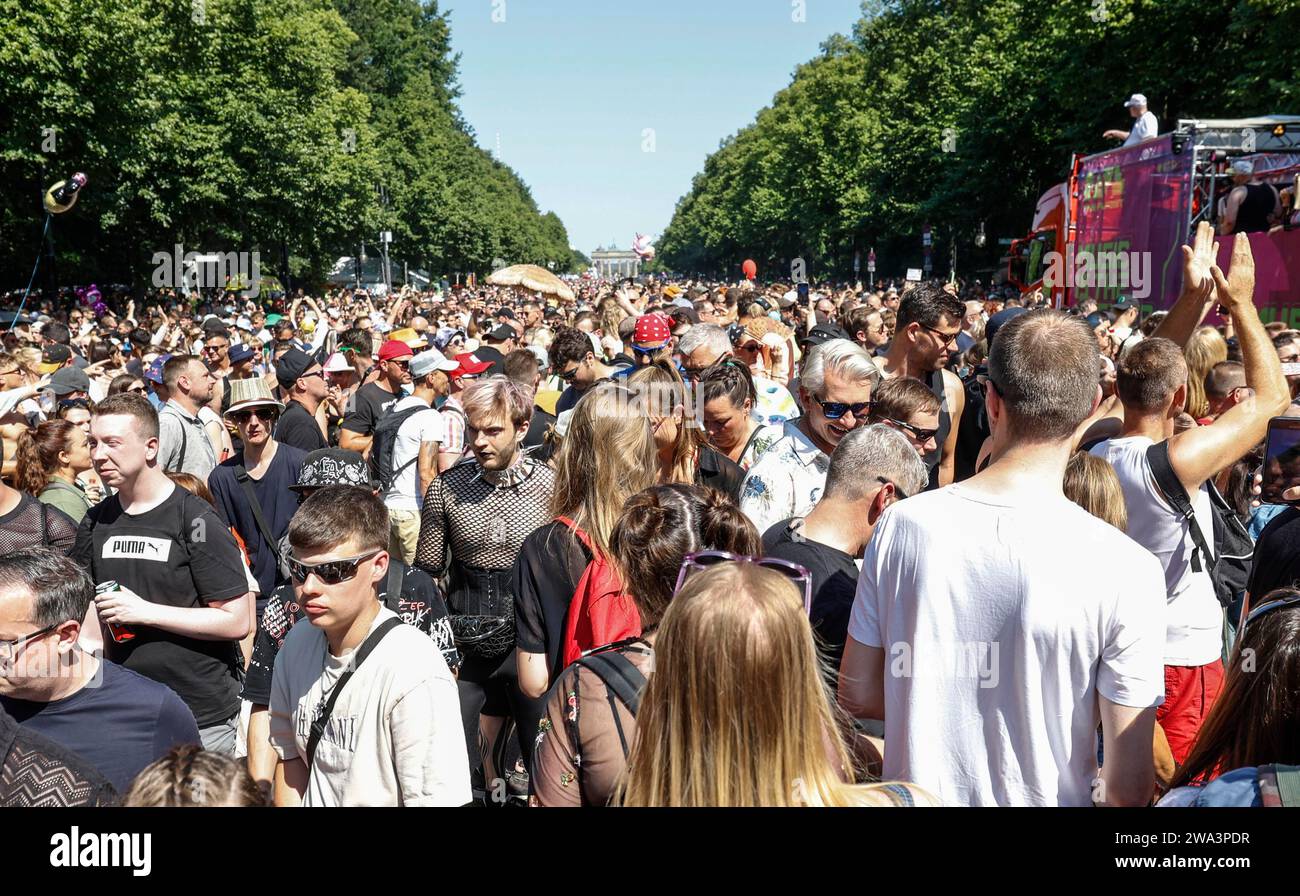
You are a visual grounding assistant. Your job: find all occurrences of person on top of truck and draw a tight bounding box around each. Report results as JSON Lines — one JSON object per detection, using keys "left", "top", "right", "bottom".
{"left": 1103, "top": 93, "right": 1158, "bottom": 147}
{"left": 1219, "top": 159, "right": 1282, "bottom": 236}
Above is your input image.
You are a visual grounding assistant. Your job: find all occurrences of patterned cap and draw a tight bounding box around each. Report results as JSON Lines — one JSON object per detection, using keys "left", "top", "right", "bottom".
{"left": 633, "top": 313, "right": 672, "bottom": 347}
{"left": 291, "top": 448, "right": 374, "bottom": 491}
{"left": 145, "top": 353, "right": 173, "bottom": 384}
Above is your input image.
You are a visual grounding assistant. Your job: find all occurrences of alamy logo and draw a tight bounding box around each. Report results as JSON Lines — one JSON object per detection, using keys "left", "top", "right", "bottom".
{"left": 151, "top": 244, "right": 261, "bottom": 297}
{"left": 50, "top": 827, "right": 151, "bottom": 877}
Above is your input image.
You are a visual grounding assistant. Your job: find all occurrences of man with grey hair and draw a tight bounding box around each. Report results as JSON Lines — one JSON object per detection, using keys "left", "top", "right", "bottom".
{"left": 738, "top": 339, "right": 880, "bottom": 533}
{"left": 763, "top": 424, "right": 927, "bottom": 674}
{"left": 677, "top": 322, "right": 797, "bottom": 425}
{"left": 840, "top": 310, "right": 1168, "bottom": 807}
{"left": 0, "top": 547, "right": 200, "bottom": 792}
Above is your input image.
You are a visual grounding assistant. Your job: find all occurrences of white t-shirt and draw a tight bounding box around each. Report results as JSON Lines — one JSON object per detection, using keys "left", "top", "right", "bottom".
{"left": 269, "top": 606, "right": 470, "bottom": 807}
{"left": 382, "top": 395, "right": 445, "bottom": 512}
{"left": 1124, "top": 111, "right": 1158, "bottom": 146}
{"left": 1090, "top": 436, "right": 1222, "bottom": 666}
{"left": 847, "top": 484, "right": 1166, "bottom": 807}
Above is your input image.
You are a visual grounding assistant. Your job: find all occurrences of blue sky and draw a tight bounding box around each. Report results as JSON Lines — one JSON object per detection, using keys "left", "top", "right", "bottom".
{"left": 444, "top": 0, "right": 864, "bottom": 255}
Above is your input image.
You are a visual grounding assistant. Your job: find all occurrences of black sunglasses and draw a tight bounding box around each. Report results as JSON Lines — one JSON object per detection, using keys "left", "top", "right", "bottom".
{"left": 559, "top": 366, "right": 579, "bottom": 382}
{"left": 878, "top": 415, "right": 939, "bottom": 443}
{"left": 920, "top": 323, "right": 960, "bottom": 347}
{"left": 875, "top": 475, "right": 910, "bottom": 501}
{"left": 288, "top": 549, "right": 383, "bottom": 585}
{"left": 816, "top": 399, "right": 872, "bottom": 420}
{"left": 230, "top": 407, "right": 279, "bottom": 424}
{"left": 58, "top": 398, "right": 92, "bottom": 411}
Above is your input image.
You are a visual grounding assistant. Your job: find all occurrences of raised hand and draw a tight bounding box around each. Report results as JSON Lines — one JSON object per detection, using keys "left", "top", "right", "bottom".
{"left": 1179, "top": 220, "right": 1218, "bottom": 305}
{"left": 1209, "top": 231, "right": 1256, "bottom": 312}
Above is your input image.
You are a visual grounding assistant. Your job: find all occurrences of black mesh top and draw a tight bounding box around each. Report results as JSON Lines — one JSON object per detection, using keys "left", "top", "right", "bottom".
{"left": 415, "top": 457, "right": 555, "bottom": 579}
{"left": 0, "top": 492, "right": 78, "bottom": 556}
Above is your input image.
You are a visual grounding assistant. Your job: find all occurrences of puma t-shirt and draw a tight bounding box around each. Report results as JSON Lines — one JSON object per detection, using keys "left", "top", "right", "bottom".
{"left": 72, "top": 484, "right": 251, "bottom": 727}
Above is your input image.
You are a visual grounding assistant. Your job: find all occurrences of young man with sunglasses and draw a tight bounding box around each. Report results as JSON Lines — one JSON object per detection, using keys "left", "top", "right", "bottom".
{"left": 550, "top": 326, "right": 633, "bottom": 415}
{"left": 270, "top": 485, "right": 470, "bottom": 806}
{"left": 273, "top": 348, "right": 329, "bottom": 453}
{"left": 739, "top": 339, "right": 880, "bottom": 534}
{"left": 339, "top": 339, "right": 412, "bottom": 458}
{"left": 207, "top": 380, "right": 307, "bottom": 604}
{"left": 868, "top": 376, "right": 942, "bottom": 458}
{"left": 74, "top": 393, "right": 254, "bottom": 755}
{"left": 873, "top": 283, "right": 966, "bottom": 488}
{"left": 762, "top": 425, "right": 927, "bottom": 677}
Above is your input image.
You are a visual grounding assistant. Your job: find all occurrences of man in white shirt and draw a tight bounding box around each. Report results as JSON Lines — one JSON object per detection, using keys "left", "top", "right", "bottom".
{"left": 1104, "top": 93, "right": 1158, "bottom": 147}
{"left": 1088, "top": 227, "right": 1289, "bottom": 765}
{"left": 270, "top": 485, "right": 470, "bottom": 807}
{"left": 839, "top": 310, "right": 1168, "bottom": 807}
{"left": 380, "top": 348, "right": 458, "bottom": 564}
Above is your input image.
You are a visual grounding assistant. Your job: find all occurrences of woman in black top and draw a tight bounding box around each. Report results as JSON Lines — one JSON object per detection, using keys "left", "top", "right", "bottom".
{"left": 514, "top": 382, "right": 658, "bottom": 702}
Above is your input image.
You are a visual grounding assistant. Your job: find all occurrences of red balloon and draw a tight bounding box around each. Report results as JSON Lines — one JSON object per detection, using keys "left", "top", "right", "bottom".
{"left": 742, "top": 259, "right": 757, "bottom": 280}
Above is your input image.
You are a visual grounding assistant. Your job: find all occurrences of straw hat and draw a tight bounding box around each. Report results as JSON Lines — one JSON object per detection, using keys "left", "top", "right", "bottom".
{"left": 224, "top": 377, "right": 285, "bottom": 419}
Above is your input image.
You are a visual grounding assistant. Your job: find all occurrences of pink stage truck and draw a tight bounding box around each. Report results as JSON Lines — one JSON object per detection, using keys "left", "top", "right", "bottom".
{"left": 1009, "top": 116, "right": 1300, "bottom": 323}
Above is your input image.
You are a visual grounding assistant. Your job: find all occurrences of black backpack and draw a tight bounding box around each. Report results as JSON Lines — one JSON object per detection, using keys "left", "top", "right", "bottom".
{"left": 1146, "top": 441, "right": 1254, "bottom": 609}
{"left": 370, "top": 404, "right": 435, "bottom": 490}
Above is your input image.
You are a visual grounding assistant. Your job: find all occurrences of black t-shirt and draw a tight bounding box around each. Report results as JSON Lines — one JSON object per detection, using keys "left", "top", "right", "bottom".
{"left": 697, "top": 444, "right": 744, "bottom": 501}
{"left": 207, "top": 444, "right": 308, "bottom": 595}
{"left": 1248, "top": 507, "right": 1300, "bottom": 601}
{"left": 524, "top": 407, "right": 557, "bottom": 462}
{"left": 275, "top": 400, "right": 327, "bottom": 453}
{"left": 341, "top": 382, "right": 402, "bottom": 436}
{"left": 513, "top": 521, "right": 589, "bottom": 682}
{"left": 762, "top": 518, "right": 860, "bottom": 674}
{"left": 475, "top": 346, "right": 505, "bottom": 376}
{"left": 1, "top": 659, "right": 200, "bottom": 792}
{"left": 72, "top": 485, "right": 251, "bottom": 727}
{"left": 241, "top": 561, "right": 459, "bottom": 706}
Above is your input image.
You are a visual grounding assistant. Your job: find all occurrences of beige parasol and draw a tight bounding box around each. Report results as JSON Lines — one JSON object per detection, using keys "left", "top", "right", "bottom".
{"left": 487, "top": 264, "right": 575, "bottom": 302}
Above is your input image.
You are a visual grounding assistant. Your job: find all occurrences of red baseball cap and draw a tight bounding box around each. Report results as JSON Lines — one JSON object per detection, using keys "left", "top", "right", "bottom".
{"left": 378, "top": 339, "right": 414, "bottom": 362}
{"left": 633, "top": 313, "right": 672, "bottom": 347}
{"left": 451, "top": 352, "right": 493, "bottom": 378}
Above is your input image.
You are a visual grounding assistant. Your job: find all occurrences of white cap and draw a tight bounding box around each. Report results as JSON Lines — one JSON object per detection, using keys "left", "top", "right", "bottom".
{"left": 1124, "top": 93, "right": 1147, "bottom": 108}
{"left": 323, "top": 351, "right": 352, "bottom": 373}
{"left": 410, "top": 348, "right": 459, "bottom": 377}
{"left": 1230, "top": 158, "right": 1255, "bottom": 176}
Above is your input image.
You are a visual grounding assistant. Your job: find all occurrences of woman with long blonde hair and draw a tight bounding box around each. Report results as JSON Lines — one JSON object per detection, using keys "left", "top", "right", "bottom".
{"left": 515, "top": 382, "right": 659, "bottom": 702}
{"left": 1184, "top": 325, "right": 1228, "bottom": 420}
{"left": 616, "top": 562, "right": 936, "bottom": 807}
{"left": 627, "top": 362, "right": 744, "bottom": 500}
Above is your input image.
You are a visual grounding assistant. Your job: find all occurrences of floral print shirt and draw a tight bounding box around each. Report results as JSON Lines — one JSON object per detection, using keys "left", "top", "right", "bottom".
{"left": 738, "top": 420, "right": 831, "bottom": 535}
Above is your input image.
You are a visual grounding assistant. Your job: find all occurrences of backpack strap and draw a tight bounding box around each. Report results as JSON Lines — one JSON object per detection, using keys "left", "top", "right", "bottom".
{"left": 306, "top": 616, "right": 403, "bottom": 768}
{"left": 234, "top": 465, "right": 283, "bottom": 580}
{"left": 575, "top": 651, "right": 647, "bottom": 717}
{"left": 555, "top": 515, "right": 595, "bottom": 554}
{"left": 381, "top": 559, "right": 404, "bottom": 613}
{"left": 574, "top": 651, "right": 648, "bottom": 761}
{"left": 1145, "top": 440, "right": 1212, "bottom": 575}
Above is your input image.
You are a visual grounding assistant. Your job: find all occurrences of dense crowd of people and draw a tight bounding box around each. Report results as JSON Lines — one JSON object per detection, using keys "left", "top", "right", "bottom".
{"left": 2, "top": 222, "right": 1299, "bottom": 808}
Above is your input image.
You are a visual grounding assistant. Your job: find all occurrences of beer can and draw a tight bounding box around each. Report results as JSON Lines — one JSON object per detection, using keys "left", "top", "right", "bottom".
{"left": 95, "top": 580, "right": 135, "bottom": 643}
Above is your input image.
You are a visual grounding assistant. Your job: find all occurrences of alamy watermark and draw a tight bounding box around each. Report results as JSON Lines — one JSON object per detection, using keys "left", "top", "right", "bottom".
{"left": 1042, "top": 249, "right": 1151, "bottom": 300}
{"left": 888, "top": 639, "right": 1000, "bottom": 688}
{"left": 151, "top": 245, "right": 261, "bottom": 298}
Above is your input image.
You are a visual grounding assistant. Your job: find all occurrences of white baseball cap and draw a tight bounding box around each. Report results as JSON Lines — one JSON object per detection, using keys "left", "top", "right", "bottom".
{"left": 1230, "top": 159, "right": 1255, "bottom": 176}
{"left": 410, "top": 348, "right": 459, "bottom": 378}
{"left": 1124, "top": 93, "right": 1147, "bottom": 108}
